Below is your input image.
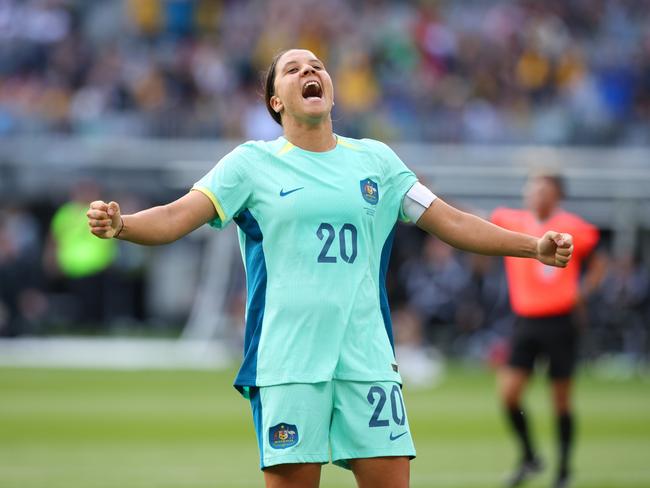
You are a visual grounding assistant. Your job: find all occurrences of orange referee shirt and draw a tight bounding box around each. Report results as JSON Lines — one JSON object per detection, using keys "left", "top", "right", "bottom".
{"left": 491, "top": 208, "right": 599, "bottom": 318}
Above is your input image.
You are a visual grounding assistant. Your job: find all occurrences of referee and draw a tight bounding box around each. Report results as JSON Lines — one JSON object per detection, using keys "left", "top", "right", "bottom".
{"left": 491, "top": 171, "right": 599, "bottom": 488}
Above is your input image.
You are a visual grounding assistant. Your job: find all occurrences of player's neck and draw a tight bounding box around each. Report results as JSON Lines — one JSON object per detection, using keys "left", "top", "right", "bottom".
{"left": 282, "top": 118, "right": 336, "bottom": 152}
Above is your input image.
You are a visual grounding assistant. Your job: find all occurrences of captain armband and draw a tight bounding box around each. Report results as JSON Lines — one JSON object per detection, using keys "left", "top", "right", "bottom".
{"left": 402, "top": 182, "right": 437, "bottom": 223}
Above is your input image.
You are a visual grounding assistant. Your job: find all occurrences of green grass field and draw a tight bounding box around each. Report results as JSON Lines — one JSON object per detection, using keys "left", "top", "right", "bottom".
{"left": 1, "top": 365, "right": 648, "bottom": 488}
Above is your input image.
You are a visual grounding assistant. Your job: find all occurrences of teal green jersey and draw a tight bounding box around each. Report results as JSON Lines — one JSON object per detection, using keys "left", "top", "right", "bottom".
{"left": 193, "top": 135, "right": 418, "bottom": 395}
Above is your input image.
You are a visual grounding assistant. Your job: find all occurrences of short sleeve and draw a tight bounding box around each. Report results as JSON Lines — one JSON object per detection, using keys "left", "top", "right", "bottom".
{"left": 364, "top": 139, "right": 418, "bottom": 222}
{"left": 192, "top": 145, "right": 254, "bottom": 229}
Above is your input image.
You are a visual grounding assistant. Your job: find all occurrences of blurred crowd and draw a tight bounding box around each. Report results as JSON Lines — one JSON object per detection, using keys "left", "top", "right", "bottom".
{"left": 1, "top": 197, "right": 649, "bottom": 371}
{"left": 0, "top": 0, "right": 649, "bottom": 144}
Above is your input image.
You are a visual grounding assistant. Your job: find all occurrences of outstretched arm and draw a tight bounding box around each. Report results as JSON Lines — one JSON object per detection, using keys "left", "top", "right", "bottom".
{"left": 415, "top": 198, "right": 573, "bottom": 267}
{"left": 87, "top": 190, "right": 217, "bottom": 245}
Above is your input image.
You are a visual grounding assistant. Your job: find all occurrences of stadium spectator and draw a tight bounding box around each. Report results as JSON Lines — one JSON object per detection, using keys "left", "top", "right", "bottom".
{"left": 85, "top": 48, "right": 574, "bottom": 488}
{"left": 491, "top": 171, "right": 599, "bottom": 488}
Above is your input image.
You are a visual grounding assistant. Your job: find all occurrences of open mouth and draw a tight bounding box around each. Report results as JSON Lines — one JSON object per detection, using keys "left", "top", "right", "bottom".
{"left": 302, "top": 80, "right": 323, "bottom": 100}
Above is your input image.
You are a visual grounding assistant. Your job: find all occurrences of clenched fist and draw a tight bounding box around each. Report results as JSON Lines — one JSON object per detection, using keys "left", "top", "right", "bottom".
{"left": 536, "top": 231, "right": 573, "bottom": 267}
{"left": 87, "top": 200, "right": 123, "bottom": 239}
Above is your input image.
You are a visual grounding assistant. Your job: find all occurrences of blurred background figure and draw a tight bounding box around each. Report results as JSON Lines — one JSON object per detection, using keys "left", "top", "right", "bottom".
{"left": 44, "top": 180, "right": 118, "bottom": 330}
{"left": 398, "top": 235, "right": 470, "bottom": 351}
{"left": 393, "top": 234, "right": 468, "bottom": 387}
{"left": 454, "top": 253, "right": 513, "bottom": 363}
{"left": 598, "top": 253, "right": 650, "bottom": 370}
{"left": 0, "top": 204, "right": 47, "bottom": 336}
{"left": 491, "top": 171, "right": 600, "bottom": 488}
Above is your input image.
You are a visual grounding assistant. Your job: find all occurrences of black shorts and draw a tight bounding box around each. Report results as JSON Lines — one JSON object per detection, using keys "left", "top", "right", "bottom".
{"left": 507, "top": 314, "right": 578, "bottom": 379}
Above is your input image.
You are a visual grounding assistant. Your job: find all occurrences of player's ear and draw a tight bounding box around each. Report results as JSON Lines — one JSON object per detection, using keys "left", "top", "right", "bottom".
{"left": 270, "top": 95, "right": 283, "bottom": 115}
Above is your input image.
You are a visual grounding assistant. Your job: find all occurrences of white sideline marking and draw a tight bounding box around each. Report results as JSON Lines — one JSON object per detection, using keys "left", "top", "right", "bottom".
{"left": 0, "top": 337, "right": 232, "bottom": 370}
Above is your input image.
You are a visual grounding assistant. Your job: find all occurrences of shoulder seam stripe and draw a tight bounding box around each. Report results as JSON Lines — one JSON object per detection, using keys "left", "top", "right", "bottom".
{"left": 277, "top": 141, "right": 294, "bottom": 155}
{"left": 337, "top": 138, "right": 360, "bottom": 150}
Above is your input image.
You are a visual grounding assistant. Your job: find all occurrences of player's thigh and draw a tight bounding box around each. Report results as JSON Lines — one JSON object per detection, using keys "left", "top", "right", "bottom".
{"left": 249, "top": 382, "right": 332, "bottom": 470}
{"left": 330, "top": 380, "right": 415, "bottom": 469}
{"left": 349, "top": 456, "right": 410, "bottom": 488}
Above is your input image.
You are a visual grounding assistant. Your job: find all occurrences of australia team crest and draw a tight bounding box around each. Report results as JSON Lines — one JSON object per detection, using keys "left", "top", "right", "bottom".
{"left": 269, "top": 423, "right": 299, "bottom": 449}
{"left": 360, "top": 178, "right": 379, "bottom": 205}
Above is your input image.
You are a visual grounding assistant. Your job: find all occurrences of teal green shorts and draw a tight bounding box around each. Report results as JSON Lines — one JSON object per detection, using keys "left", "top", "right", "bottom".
{"left": 248, "top": 380, "right": 416, "bottom": 469}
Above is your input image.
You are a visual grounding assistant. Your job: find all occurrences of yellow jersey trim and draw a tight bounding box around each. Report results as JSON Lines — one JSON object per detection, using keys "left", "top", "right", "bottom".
{"left": 336, "top": 137, "right": 360, "bottom": 150}
{"left": 191, "top": 186, "right": 227, "bottom": 223}
{"left": 277, "top": 141, "right": 295, "bottom": 156}
{"left": 277, "top": 136, "right": 360, "bottom": 154}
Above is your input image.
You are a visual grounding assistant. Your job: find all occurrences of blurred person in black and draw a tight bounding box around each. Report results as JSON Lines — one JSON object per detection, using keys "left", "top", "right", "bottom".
{"left": 397, "top": 235, "right": 470, "bottom": 350}
{"left": 455, "top": 253, "right": 513, "bottom": 358}
{"left": 600, "top": 253, "right": 650, "bottom": 366}
{"left": 0, "top": 204, "right": 48, "bottom": 336}
{"left": 491, "top": 172, "right": 600, "bottom": 488}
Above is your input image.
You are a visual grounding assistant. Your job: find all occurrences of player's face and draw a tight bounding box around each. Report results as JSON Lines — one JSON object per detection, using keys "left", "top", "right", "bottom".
{"left": 270, "top": 49, "right": 334, "bottom": 125}
{"left": 524, "top": 177, "right": 560, "bottom": 216}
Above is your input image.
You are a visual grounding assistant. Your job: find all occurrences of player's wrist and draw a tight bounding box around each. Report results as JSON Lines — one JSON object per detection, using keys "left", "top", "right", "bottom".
{"left": 532, "top": 235, "right": 546, "bottom": 262}
{"left": 113, "top": 216, "right": 125, "bottom": 239}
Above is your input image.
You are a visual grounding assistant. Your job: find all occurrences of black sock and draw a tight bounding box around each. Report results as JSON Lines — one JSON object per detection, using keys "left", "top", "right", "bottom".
{"left": 506, "top": 406, "right": 536, "bottom": 462}
{"left": 557, "top": 412, "right": 574, "bottom": 476}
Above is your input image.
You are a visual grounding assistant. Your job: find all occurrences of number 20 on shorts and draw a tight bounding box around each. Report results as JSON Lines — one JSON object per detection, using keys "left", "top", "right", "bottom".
{"left": 367, "top": 384, "right": 406, "bottom": 427}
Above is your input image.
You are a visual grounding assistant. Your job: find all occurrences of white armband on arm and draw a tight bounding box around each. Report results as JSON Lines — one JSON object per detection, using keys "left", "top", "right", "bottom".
{"left": 402, "top": 182, "right": 437, "bottom": 223}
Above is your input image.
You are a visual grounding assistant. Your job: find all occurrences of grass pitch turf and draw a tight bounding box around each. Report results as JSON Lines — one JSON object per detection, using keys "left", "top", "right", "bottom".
{"left": 0, "top": 365, "right": 648, "bottom": 487}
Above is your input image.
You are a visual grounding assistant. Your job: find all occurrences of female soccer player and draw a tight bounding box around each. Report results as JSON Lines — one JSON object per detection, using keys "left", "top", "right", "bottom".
{"left": 87, "top": 49, "right": 574, "bottom": 488}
